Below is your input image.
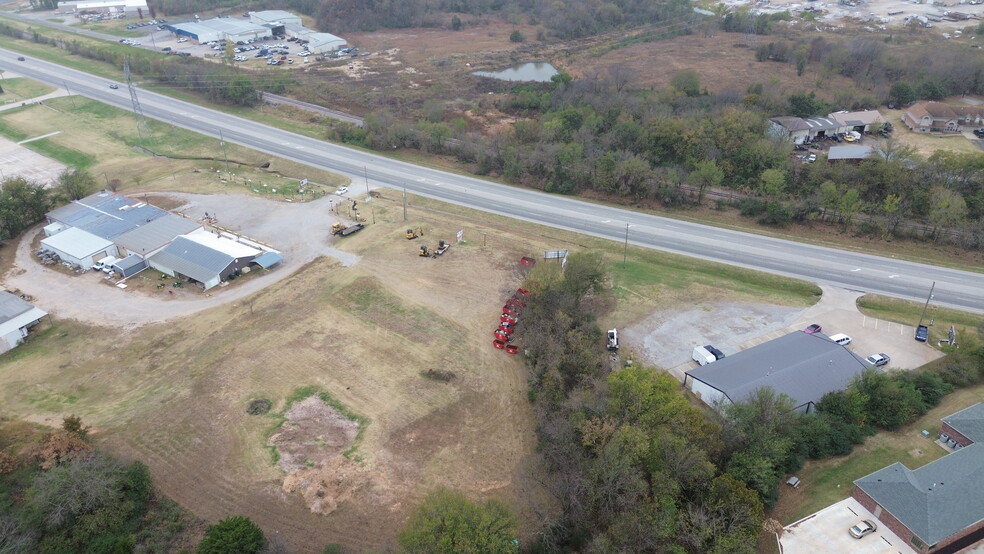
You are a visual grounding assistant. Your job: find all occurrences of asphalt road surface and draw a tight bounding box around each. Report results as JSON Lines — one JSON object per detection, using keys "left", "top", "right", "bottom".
{"left": 2, "top": 48, "right": 982, "bottom": 313}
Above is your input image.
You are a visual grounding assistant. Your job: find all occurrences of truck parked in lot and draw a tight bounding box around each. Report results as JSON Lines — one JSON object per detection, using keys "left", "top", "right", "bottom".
{"left": 692, "top": 345, "right": 717, "bottom": 366}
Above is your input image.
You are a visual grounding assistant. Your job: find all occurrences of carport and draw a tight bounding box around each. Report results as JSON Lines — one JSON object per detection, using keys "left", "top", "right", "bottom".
{"left": 780, "top": 497, "right": 916, "bottom": 554}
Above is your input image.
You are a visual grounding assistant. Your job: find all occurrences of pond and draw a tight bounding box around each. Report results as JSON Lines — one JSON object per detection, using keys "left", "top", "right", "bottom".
{"left": 473, "top": 62, "right": 559, "bottom": 82}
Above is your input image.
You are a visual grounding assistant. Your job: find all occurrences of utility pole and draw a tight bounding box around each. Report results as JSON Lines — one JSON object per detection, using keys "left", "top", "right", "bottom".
{"left": 918, "top": 281, "right": 936, "bottom": 328}
{"left": 364, "top": 166, "right": 375, "bottom": 224}
{"left": 623, "top": 223, "right": 630, "bottom": 266}
{"left": 219, "top": 129, "right": 229, "bottom": 171}
{"left": 62, "top": 80, "right": 77, "bottom": 109}
{"left": 403, "top": 185, "right": 407, "bottom": 222}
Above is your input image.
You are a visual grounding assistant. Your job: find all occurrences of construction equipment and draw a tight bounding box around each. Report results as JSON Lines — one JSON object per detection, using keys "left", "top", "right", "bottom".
{"left": 419, "top": 245, "right": 431, "bottom": 257}
{"left": 434, "top": 240, "right": 450, "bottom": 256}
{"left": 332, "top": 222, "right": 364, "bottom": 237}
{"left": 406, "top": 227, "right": 423, "bottom": 240}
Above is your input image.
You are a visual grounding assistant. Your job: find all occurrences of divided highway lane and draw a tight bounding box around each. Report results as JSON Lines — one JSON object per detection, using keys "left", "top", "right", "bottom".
{"left": 3, "top": 50, "right": 982, "bottom": 313}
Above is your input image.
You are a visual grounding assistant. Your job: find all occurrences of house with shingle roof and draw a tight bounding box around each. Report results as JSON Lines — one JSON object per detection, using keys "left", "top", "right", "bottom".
{"left": 903, "top": 101, "right": 984, "bottom": 133}
{"left": 853, "top": 402, "right": 984, "bottom": 552}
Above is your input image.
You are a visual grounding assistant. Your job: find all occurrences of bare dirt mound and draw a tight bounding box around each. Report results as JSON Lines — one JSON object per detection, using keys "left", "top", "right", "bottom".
{"left": 269, "top": 396, "right": 359, "bottom": 473}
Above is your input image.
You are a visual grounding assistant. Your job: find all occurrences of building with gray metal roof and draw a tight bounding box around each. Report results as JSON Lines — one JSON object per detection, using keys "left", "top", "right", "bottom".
{"left": 0, "top": 291, "right": 47, "bottom": 354}
{"left": 115, "top": 215, "right": 202, "bottom": 258}
{"left": 149, "top": 235, "right": 259, "bottom": 290}
{"left": 854, "top": 402, "right": 984, "bottom": 552}
{"left": 684, "top": 332, "right": 869, "bottom": 414}
{"left": 827, "top": 144, "right": 873, "bottom": 162}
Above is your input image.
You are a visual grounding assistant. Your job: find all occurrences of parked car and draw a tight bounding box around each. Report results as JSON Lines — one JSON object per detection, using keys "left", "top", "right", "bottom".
{"left": 705, "top": 345, "right": 725, "bottom": 360}
{"left": 828, "top": 333, "right": 852, "bottom": 346}
{"left": 866, "top": 353, "right": 890, "bottom": 367}
{"left": 849, "top": 519, "right": 877, "bottom": 539}
{"left": 804, "top": 324, "right": 823, "bottom": 334}
{"left": 915, "top": 325, "right": 929, "bottom": 342}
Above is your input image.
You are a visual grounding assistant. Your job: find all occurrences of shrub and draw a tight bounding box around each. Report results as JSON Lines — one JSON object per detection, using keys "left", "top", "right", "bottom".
{"left": 197, "top": 515, "right": 267, "bottom": 554}
{"left": 246, "top": 399, "right": 272, "bottom": 415}
{"left": 509, "top": 30, "right": 525, "bottom": 43}
{"left": 739, "top": 198, "right": 766, "bottom": 217}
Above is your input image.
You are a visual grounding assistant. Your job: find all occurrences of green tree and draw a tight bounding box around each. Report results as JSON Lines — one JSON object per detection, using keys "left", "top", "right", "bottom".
{"left": 509, "top": 30, "right": 525, "bottom": 43}
{"left": 888, "top": 82, "right": 916, "bottom": 106}
{"left": 759, "top": 168, "right": 787, "bottom": 197}
{"left": 787, "top": 91, "right": 827, "bottom": 117}
{"left": 838, "top": 188, "right": 861, "bottom": 228}
{"left": 61, "top": 415, "right": 89, "bottom": 440}
{"left": 928, "top": 187, "right": 967, "bottom": 240}
{"left": 398, "top": 489, "right": 517, "bottom": 553}
{"left": 0, "top": 176, "right": 51, "bottom": 240}
{"left": 451, "top": 15, "right": 462, "bottom": 31}
{"left": 690, "top": 159, "right": 724, "bottom": 204}
{"left": 197, "top": 515, "right": 267, "bottom": 554}
{"left": 56, "top": 168, "right": 97, "bottom": 201}
{"left": 670, "top": 70, "right": 701, "bottom": 97}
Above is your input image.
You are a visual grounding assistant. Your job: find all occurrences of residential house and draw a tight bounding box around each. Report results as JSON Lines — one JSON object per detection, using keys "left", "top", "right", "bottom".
{"left": 0, "top": 291, "right": 47, "bottom": 354}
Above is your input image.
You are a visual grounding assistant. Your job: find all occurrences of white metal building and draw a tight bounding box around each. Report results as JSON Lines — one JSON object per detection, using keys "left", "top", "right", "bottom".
{"left": 57, "top": 0, "right": 148, "bottom": 14}
{"left": 168, "top": 18, "right": 272, "bottom": 43}
{"left": 249, "top": 10, "right": 302, "bottom": 27}
{"left": 0, "top": 291, "right": 47, "bottom": 355}
{"left": 40, "top": 227, "right": 117, "bottom": 269}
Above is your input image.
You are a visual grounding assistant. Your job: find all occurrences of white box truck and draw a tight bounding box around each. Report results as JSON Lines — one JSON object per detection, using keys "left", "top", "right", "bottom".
{"left": 692, "top": 345, "right": 716, "bottom": 366}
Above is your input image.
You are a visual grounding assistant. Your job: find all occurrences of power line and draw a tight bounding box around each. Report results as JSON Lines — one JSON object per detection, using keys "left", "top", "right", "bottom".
{"left": 124, "top": 58, "right": 151, "bottom": 141}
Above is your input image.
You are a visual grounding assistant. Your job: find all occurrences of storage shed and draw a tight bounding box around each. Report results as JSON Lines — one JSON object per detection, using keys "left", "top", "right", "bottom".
{"left": 0, "top": 291, "right": 47, "bottom": 354}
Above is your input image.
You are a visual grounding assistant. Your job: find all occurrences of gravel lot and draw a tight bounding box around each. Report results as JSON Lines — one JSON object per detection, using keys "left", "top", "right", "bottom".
{"left": 2, "top": 192, "right": 359, "bottom": 330}
{"left": 625, "top": 285, "right": 945, "bottom": 381}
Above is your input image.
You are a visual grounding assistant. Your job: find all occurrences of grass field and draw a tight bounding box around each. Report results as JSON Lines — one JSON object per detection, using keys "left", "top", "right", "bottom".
{"left": 0, "top": 77, "right": 56, "bottom": 105}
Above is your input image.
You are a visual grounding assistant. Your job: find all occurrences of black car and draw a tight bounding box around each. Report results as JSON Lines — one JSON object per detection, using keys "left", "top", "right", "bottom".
{"left": 16, "top": 56, "right": 25, "bottom": 61}
{"left": 704, "top": 345, "right": 726, "bottom": 360}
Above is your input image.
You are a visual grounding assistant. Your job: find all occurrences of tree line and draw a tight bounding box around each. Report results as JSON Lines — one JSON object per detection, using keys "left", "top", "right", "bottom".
{"left": 326, "top": 65, "right": 984, "bottom": 249}
{"left": 0, "top": 170, "right": 98, "bottom": 241}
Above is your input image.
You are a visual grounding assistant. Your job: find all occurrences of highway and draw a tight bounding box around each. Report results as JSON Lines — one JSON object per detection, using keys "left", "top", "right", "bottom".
{"left": 2, "top": 48, "right": 982, "bottom": 313}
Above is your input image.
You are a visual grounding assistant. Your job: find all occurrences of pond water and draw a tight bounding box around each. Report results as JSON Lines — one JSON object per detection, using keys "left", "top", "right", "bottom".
{"left": 473, "top": 62, "right": 559, "bottom": 82}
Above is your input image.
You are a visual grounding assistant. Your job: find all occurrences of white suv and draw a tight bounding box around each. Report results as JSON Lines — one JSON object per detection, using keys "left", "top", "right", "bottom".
{"left": 828, "top": 333, "right": 852, "bottom": 346}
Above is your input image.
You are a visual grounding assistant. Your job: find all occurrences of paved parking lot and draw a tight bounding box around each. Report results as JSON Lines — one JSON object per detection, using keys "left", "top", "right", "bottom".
{"left": 780, "top": 497, "right": 916, "bottom": 554}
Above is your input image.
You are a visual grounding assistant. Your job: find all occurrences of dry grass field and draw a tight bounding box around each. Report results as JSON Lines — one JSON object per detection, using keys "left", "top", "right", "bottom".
{"left": 0, "top": 209, "right": 557, "bottom": 551}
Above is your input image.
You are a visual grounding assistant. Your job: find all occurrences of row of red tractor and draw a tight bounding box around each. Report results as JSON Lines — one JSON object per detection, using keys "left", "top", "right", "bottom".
{"left": 492, "top": 287, "right": 532, "bottom": 354}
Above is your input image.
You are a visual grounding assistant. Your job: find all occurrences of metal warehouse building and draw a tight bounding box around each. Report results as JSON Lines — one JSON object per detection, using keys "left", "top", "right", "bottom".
{"left": 167, "top": 18, "right": 272, "bottom": 44}
{"left": 0, "top": 291, "right": 47, "bottom": 355}
{"left": 684, "top": 332, "right": 870, "bottom": 415}
{"left": 149, "top": 233, "right": 260, "bottom": 290}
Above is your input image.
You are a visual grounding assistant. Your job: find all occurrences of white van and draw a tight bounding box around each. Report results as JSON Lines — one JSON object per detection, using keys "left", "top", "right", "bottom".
{"left": 828, "top": 333, "right": 852, "bottom": 346}
{"left": 692, "top": 345, "right": 716, "bottom": 366}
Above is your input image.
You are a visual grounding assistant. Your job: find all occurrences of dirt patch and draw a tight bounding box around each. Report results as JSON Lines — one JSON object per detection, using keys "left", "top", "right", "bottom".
{"left": 269, "top": 395, "right": 359, "bottom": 474}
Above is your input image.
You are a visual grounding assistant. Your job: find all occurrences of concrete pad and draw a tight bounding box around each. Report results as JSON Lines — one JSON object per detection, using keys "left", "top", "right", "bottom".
{"left": 780, "top": 497, "right": 916, "bottom": 554}
{"left": 0, "top": 136, "right": 66, "bottom": 187}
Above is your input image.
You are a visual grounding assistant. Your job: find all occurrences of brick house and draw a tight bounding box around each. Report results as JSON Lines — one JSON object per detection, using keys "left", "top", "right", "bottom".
{"left": 903, "top": 101, "right": 984, "bottom": 133}
{"left": 852, "top": 402, "right": 984, "bottom": 552}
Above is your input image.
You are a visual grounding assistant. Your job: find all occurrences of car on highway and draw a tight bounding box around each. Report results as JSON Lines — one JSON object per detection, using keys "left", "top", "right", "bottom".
{"left": 804, "top": 323, "right": 822, "bottom": 334}
{"left": 849, "top": 519, "right": 877, "bottom": 539}
{"left": 109, "top": 84, "right": 119, "bottom": 89}
{"left": 17, "top": 56, "right": 25, "bottom": 61}
{"left": 866, "top": 353, "right": 890, "bottom": 367}
{"left": 335, "top": 187, "right": 348, "bottom": 196}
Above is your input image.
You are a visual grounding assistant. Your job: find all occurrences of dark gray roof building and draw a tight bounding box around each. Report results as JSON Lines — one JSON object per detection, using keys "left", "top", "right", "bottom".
{"left": 942, "top": 402, "right": 984, "bottom": 443}
{"left": 855, "top": 448, "right": 984, "bottom": 546}
{"left": 854, "top": 402, "right": 984, "bottom": 551}
{"left": 685, "top": 332, "right": 869, "bottom": 413}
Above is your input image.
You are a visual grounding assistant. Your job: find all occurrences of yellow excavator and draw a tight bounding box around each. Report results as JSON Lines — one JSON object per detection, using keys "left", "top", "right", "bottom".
{"left": 406, "top": 227, "right": 423, "bottom": 240}
{"left": 419, "top": 245, "right": 431, "bottom": 257}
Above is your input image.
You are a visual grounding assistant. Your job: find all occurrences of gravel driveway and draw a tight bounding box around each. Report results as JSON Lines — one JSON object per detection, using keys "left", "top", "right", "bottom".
{"left": 2, "top": 192, "right": 359, "bottom": 330}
